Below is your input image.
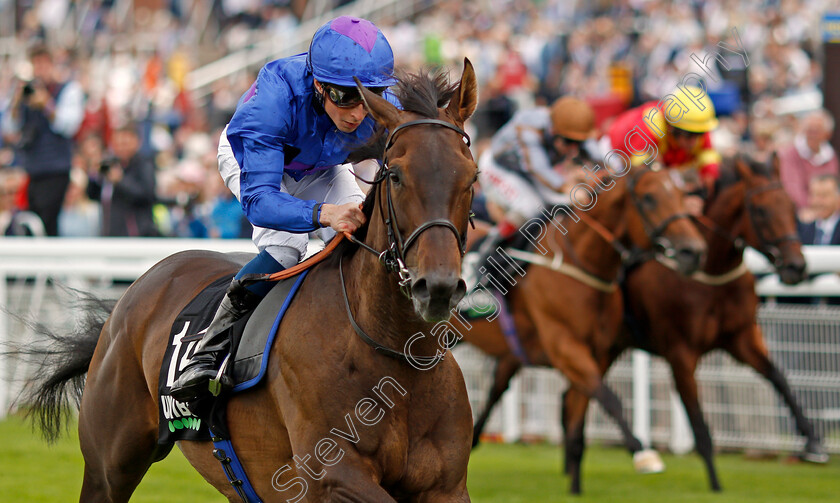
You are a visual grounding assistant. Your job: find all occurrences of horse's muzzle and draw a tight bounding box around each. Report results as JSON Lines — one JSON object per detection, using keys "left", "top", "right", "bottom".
{"left": 660, "top": 237, "right": 706, "bottom": 276}
{"left": 778, "top": 258, "right": 807, "bottom": 285}
{"left": 411, "top": 272, "right": 468, "bottom": 322}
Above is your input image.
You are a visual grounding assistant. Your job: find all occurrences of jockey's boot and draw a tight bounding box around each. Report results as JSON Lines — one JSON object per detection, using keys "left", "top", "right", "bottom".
{"left": 169, "top": 278, "right": 262, "bottom": 402}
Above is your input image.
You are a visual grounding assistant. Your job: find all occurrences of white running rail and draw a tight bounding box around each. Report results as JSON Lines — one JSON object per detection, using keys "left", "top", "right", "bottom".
{"left": 1, "top": 238, "right": 839, "bottom": 456}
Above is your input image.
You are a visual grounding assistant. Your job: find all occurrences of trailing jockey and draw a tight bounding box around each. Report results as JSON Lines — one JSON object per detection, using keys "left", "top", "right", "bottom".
{"left": 607, "top": 85, "right": 721, "bottom": 215}
{"left": 473, "top": 96, "right": 598, "bottom": 278}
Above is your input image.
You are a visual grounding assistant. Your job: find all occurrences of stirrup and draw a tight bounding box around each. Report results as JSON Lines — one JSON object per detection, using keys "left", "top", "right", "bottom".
{"left": 208, "top": 353, "right": 232, "bottom": 397}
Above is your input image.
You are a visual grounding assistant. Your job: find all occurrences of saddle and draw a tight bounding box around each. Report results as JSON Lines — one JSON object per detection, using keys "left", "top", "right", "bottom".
{"left": 157, "top": 270, "right": 310, "bottom": 444}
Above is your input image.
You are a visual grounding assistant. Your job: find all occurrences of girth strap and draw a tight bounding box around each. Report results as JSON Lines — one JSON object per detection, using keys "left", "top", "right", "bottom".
{"left": 210, "top": 431, "right": 263, "bottom": 503}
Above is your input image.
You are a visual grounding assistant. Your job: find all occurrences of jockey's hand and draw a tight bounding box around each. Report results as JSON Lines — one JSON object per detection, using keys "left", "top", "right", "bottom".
{"left": 684, "top": 195, "right": 704, "bottom": 217}
{"left": 319, "top": 202, "right": 366, "bottom": 233}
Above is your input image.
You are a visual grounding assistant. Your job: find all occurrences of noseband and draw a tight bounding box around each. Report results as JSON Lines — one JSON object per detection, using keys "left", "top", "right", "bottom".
{"left": 347, "top": 118, "right": 473, "bottom": 294}
{"left": 743, "top": 181, "right": 799, "bottom": 266}
{"left": 341, "top": 117, "right": 473, "bottom": 367}
{"left": 691, "top": 179, "right": 798, "bottom": 268}
{"left": 627, "top": 167, "right": 693, "bottom": 258}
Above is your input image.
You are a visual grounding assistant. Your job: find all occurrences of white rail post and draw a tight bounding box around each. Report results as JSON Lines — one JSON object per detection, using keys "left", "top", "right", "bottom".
{"left": 502, "top": 374, "right": 521, "bottom": 443}
{"left": 632, "top": 350, "right": 651, "bottom": 447}
{"left": 669, "top": 390, "right": 694, "bottom": 454}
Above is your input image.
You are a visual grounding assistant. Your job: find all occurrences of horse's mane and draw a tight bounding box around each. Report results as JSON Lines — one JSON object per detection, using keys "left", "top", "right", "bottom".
{"left": 714, "top": 159, "right": 740, "bottom": 195}
{"left": 333, "top": 68, "right": 460, "bottom": 261}
{"left": 714, "top": 154, "right": 775, "bottom": 196}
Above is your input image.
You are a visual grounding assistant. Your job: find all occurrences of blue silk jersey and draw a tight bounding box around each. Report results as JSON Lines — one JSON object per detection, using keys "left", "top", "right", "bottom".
{"left": 226, "top": 53, "right": 398, "bottom": 233}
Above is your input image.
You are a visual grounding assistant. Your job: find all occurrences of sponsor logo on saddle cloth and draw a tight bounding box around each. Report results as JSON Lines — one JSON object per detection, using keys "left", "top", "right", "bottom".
{"left": 156, "top": 272, "right": 310, "bottom": 444}
{"left": 156, "top": 275, "right": 234, "bottom": 443}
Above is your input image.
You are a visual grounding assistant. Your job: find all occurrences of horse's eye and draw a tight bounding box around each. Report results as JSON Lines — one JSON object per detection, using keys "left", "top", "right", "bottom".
{"left": 389, "top": 171, "right": 401, "bottom": 185}
{"left": 642, "top": 193, "right": 657, "bottom": 208}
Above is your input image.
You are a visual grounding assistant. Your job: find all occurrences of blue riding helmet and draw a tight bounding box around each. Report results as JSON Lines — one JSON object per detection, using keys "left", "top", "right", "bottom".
{"left": 307, "top": 16, "right": 398, "bottom": 88}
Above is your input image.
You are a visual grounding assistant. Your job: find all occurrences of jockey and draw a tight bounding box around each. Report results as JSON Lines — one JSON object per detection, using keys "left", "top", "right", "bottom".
{"left": 170, "top": 16, "right": 399, "bottom": 401}
{"left": 474, "top": 96, "right": 597, "bottom": 264}
{"left": 607, "top": 86, "right": 721, "bottom": 214}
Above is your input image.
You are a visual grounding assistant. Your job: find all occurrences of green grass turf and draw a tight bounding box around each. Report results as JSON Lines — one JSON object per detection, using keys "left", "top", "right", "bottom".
{"left": 1, "top": 416, "right": 837, "bottom": 502}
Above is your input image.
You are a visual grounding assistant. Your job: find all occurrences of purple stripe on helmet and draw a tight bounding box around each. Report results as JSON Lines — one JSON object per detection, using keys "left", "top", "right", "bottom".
{"left": 329, "top": 16, "right": 377, "bottom": 53}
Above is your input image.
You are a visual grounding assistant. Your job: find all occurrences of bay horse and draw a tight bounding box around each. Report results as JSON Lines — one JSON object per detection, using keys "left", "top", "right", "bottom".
{"left": 610, "top": 154, "right": 824, "bottom": 490}
{"left": 24, "top": 61, "right": 479, "bottom": 502}
{"left": 462, "top": 165, "right": 707, "bottom": 494}
{"left": 469, "top": 155, "right": 825, "bottom": 493}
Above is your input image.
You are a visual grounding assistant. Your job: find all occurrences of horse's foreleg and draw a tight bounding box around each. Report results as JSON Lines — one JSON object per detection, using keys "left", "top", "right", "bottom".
{"left": 472, "top": 355, "right": 522, "bottom": 448}
{"left": 726, "top": 325, "right": 827, "bottom": 463}
{"left": 308, "top": 473, "right": 401, "bottom": 502}
{"left": 590, "top": 383, "right": 644, "bottom": 453}
{"left": 561, "top": 388, "right": 590, "bottom": 494}
{"left": 539, "top": 330, "right": 643, "bottom": 493}
{"left": 666, "top": 349, "right": 721, "bottom": 491}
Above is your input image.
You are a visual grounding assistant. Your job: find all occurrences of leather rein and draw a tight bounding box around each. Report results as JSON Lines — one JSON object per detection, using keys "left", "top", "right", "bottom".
{"left": 564, "top": 166, "right": 692, "bottom": 277}
{"left": 341, "top": 118, "right": 473, "bottom": 366}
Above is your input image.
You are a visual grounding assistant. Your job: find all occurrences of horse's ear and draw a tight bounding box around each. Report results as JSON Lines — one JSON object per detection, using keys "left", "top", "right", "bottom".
{"left": 733, "top": 154, "right": 752, "bottom": 181}
{"left": 770, "top": 151, "right": 781, "bottom": 179}
{"left": 446, "top": 58, "right": 478, "bottom": 125}
{"left": 355, "top": 77, "right": 401, "bottom": 129}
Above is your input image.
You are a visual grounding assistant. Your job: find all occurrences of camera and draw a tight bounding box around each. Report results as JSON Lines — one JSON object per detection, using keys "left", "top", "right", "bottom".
{"left": 21, "top": 81, "right": 34, "bottom": 98}
{"left": 100, "top": 157, "right": 119, "bottom": 174}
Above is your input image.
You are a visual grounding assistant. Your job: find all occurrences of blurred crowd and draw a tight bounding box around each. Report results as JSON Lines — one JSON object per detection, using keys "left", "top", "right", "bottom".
{"left": 2, "top": 0, "right": 840, "bottom": 240}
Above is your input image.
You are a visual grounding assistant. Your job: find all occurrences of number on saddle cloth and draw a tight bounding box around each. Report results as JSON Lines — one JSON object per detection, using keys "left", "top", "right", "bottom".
{"left": 156, "top": 271, "right": 309, "bottom": 444}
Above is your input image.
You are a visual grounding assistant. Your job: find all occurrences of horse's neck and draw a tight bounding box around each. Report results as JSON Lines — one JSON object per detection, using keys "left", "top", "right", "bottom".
{"left": 703, "top": 184, "right": 746, "bottom": 275}
{"left": 559, "top": 197, "right": 625, "bottom": 281}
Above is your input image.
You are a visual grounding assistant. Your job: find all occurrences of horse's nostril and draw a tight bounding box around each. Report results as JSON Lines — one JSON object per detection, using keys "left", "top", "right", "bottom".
{"left": 676, "top": 247, "right": 702, "bottom": 273}
{"left": 452, "top": 279, "right": 467, "bottom": 305}
{"left": 412, "top": 275, "right": 464, "bottom": 305}
{"left": 677, "top": 248, "right": 695, "bottom": 260}
{"left": 411, "top": 278, "right": 429, "bottom": 302}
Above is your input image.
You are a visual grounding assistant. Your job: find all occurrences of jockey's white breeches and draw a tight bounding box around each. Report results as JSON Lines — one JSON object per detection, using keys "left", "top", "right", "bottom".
{"left": 478, "top": 150, "right": 569, "bottom": 225}
{"left": 217, "top": 126, "right": 365, "bottom": 266}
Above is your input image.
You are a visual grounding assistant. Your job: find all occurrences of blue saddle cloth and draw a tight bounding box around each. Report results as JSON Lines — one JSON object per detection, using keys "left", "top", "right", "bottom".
{"left": 157, "top": 271, "right": 309, "bottom": 444}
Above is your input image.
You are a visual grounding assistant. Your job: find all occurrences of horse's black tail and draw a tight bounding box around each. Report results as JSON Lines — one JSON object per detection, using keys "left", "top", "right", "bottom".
{"left": 6, "top": 291, "right": 115, "bottom": 443}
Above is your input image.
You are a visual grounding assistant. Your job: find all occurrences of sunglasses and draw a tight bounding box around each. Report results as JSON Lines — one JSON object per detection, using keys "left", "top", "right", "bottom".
{"left": 553, "top": 135, "right": 583, "bottom": 146}
{"left": 672, "top": 128, "right": 703, "bottom": 139}
{"left": 324, "top": 84, "right": 386, "bottom": 108}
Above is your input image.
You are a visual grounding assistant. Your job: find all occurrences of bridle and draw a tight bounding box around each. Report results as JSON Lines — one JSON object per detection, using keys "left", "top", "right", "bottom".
{"left": 574, "top": 166, "right": 693, "bottom": 265}
{"left": 627, "top": 166, "right": 693, "bottom": 260}
{"left": 341, "top": 117, "right": 473, "bottom": 367}
{"left": 692, "top": 178, "right": 798, "bottom": 268}
{"left": 346, "top": 118, "right": 473, "bottom": 295}
{"left": 743, "top": 181, "right": 799, "bottom": 267}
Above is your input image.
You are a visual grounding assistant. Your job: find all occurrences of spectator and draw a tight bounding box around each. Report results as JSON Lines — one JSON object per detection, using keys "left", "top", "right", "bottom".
{"left": 778, "top": 109, "right": 840, "bottom": 217}
{"left": 798, "top": 174, "right": 840, "bottom": 246}
{"left": 161, "top": 158, "right": 209, "bottom": 238}
{"left": 0, "top": 44, "right": 84, "bottom": 236}
{"left": 58, "top": 168, "right": 100, "bottom": 237}
{"left": 86, "top": 124, "right": 159, "bottom": 237}
{"left": 203, "top": 168, "right": 249, "bottom": 239}
{"left": 0, "top": 167, "right": 44, "bottom": 236}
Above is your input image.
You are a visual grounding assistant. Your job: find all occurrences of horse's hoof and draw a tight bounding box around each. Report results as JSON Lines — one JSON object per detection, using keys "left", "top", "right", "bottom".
{"left": 634, "top": 449, "right": 665, "bottom": 474}
{"left": 801, "top": 446, "right": 829, "bottom": 464}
